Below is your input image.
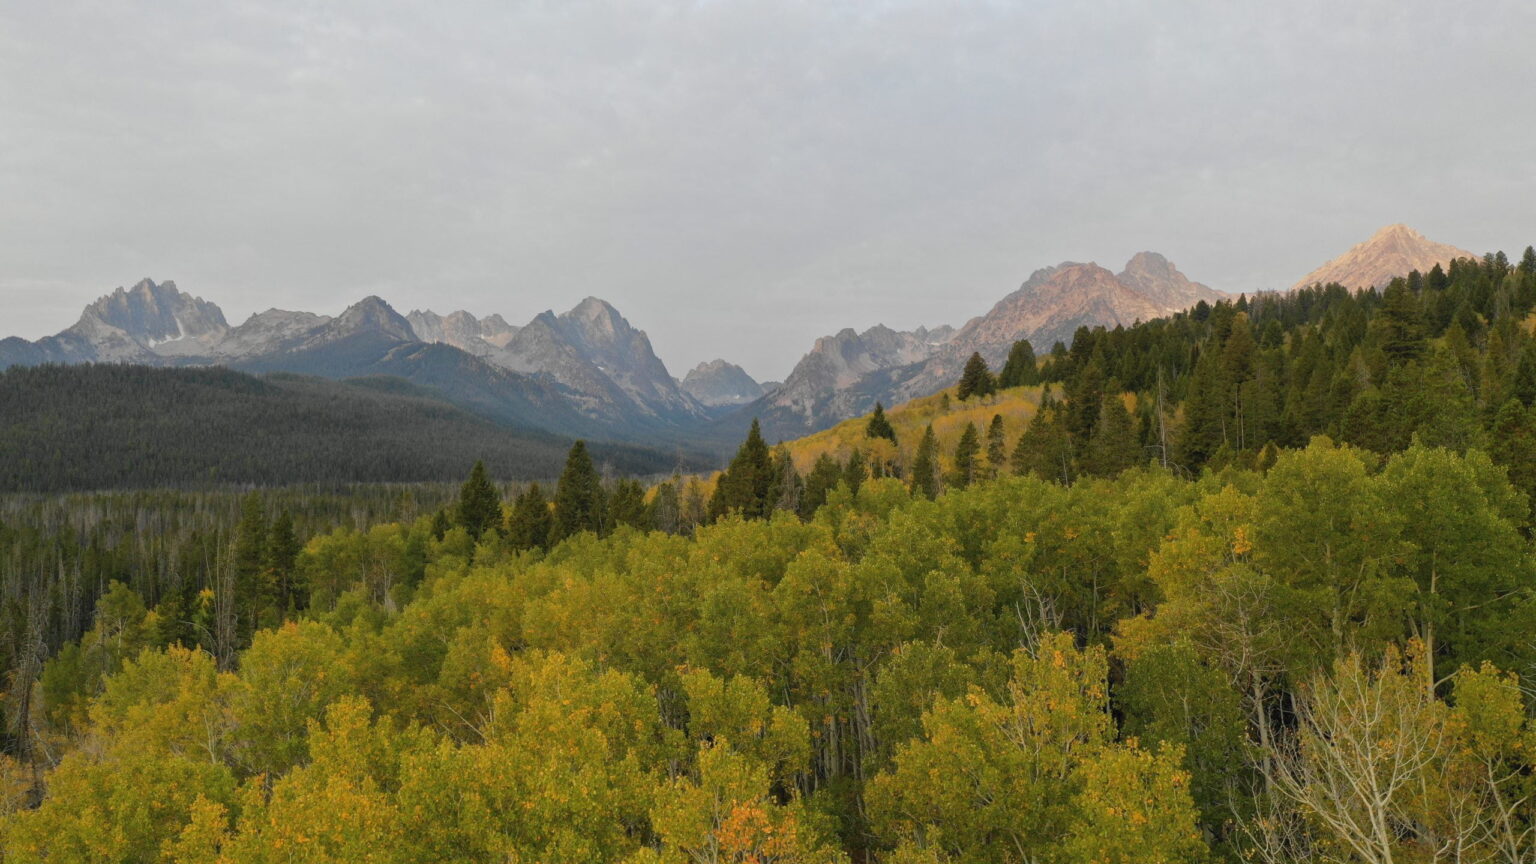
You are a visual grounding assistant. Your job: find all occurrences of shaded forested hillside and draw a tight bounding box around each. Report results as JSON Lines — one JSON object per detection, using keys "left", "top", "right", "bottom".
{"left": 0, "top": 365, "right": 683, "bottom": 491}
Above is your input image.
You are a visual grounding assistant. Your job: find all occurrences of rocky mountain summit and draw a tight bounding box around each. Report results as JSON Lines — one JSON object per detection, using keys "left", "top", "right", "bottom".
{"left": 1291, "top": 224, "right": 1476, "bottom": 292}
{"left": 680, "top": 360, "right": 764, "bottom": 407}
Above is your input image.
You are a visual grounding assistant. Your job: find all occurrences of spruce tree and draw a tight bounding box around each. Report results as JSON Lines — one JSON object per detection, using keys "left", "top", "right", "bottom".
{"left": 956, "top": 352, "right": 996, "bottom": 401}
{"left": 843, "top": 449, "right": 867, "bottom": 497}
{"left": 950, "top": 422, "right": 981, "bottom": 490}
{"left": 455, "top": 460, "right": 502, "bottom": 541}
{"left": 553, "top": 441, "right": 607, "bottom": 541}
{"left": 232, "top": 492, "right": 269, "bottom": 638}
{"left": 609, "top": 478, "right": 650, "bottom": 529}
{"left": 766, "top": 446, "right": 803, "bottom": 515}
{"left": 265, "top": 510, "right": 301, "bottom": 611}
{"left": 1084, "top": 394, "right": 1140, "bottom": 477}
{"left": 710, "top": 419, "right": 774, "bottom": 520}
{"left": 506, "top": 483, "right": 553, "bottom": 551}
{"left": 984, "top": 414, "right": 1007, "bottom": 480}
{"left": 910, "top": 425, "right": 940, "bottom": 499}
{"left": 800, "top": 453, "right": 843, "bottom": 519}
{"left": 866, "top": 403, "right": 897, "bottom": 442}
{"left": 1012, "top": 401, "right": 1074, "bottom": 485}
{"left": 998, "top": 340, "right": 1038, "bottom": 388}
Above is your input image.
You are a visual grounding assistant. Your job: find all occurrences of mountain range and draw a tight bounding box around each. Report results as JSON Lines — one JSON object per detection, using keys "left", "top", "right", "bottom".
{"left": 0, "top": 224, "right": 1474, "bottom": 457}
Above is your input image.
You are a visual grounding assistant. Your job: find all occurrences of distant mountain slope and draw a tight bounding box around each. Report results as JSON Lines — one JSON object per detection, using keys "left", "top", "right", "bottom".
{"left": 746, "top": 252, "right": 1220, "bottom": 440}
{"left": 0, "top": 365, "right": 682, "bottom": 492}
{"left": 681, "top": 360, "right": 764, "bottom": 407}
{"left": 1, "top": 283, "right": 723, "bottom": 448}
{"left": 1291, "top": 224, "right": 1476, "bottom": 292}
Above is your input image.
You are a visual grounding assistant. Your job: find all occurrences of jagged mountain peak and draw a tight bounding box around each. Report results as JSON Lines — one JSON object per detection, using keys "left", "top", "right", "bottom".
{"left": 1291, "top": 224, "right": 1476, "bottom": 292}
{"left": 681, "top": 359, "right": 764, "bottom": 408}
{"left": 335, "top": 295, "right": 414, "bottom": 340}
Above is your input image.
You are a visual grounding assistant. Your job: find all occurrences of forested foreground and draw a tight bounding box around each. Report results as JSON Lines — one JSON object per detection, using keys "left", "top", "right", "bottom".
{"left": 4, "top": 438, "right": 1536, "bottom": 862}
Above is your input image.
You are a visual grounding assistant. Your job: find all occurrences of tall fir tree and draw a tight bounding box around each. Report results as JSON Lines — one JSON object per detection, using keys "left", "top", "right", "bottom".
{"left": 910, "top": 425, "right": 940, "bottom": 499}
{"left": 984, "top": 414, "right": 1007, "bottom": 480}
{"left": 1083, "top": 394, "right": 1140, "bottom": 477}
{"left": 553, "top": 441, "right": 607, "bottom": 541}
{"left": 866, "top": 402, "right": 897, "bottom": 442}
{"left": 507, "top": 483, "right": 553, "bottom": 551}
{"left": 950, "top": 422, "right": 981, "bottom": 490}
{"left": 710, "top": 419, "right": 775, "bottom": 520}
{"left": 265, "top": 510, "right": 301, "bottom": 612}
{"left": 843, "top": 449, "right": 868, "bottom": 497}
{"left": 455, "top": 460, "right": 502, "bottom": 541}
{"left": 800, "top": 453, "right": 843, "bottom": 519}
{"left": 956, "top": 352, "right": 996, "bottom": 401}
{"left": 232, "top": 492, "right": 269, "bottom": 640}
{"left": 998, "top": 339, "right": 1039, "bottom": 388}
{"left": 1012, "top": 400, "right": 1075, "bottom": 485}
{"left": 609, "top": 478, "right": 650, "bottom": 529}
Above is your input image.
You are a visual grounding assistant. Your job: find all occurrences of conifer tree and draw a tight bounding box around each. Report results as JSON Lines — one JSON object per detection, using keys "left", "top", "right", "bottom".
{"left": 766, "top": 446, "right": 803, "bottom": 515}
{"left": 984, "top": 414, "right": 1007, "bottom": 480}
{"left": 1065, "top": 348, "right": 1107, "bottom": 446}
{"left": 998, "top": 339, "right": 1038, "bottom": 388}
{"left": 507, "top": 483, "right": 553, "bottom": 551}
{"left": 265, "top": 510, "right": 301, "bottom": 612}
{"left": 646, "top": 479, "right": 681, "bottom": 534}
{"left": 1012, "top": 400, "right": 1074, "bottom": 485}
{"left": 910, "top": 425, "right": 940, "bottom": 499}
{"left": 800, "top": 453, "right": 843, "bottom": 519}
{"left": 1084, "top": 394, "right": 1140, "bottom": 477}
{"left": 553, "top": 441, "right": 607, "bottom": 541}
{"left": 609, "top": 478, "right": 649, "bottom": 529}
{"left": 455, "top": 460, "right": 502, "bottom": 541}
{"left": 232, "top": 492, "right": 269, "bottom": 638}
{"left": 866, "top": 403, "right": 897, "bottom": 442}
{"left": 950, "top": 422, "right": 981, "bottom": 490}
{"left": 956, "top": 352, "right": 996, "bottom": 401}
{"left": 843, "top": 449, "right": 868, "bottom": 497}
{"left": 710, "top": 419, "right": 774, "bottom": 520}
{"left": 429, "top": 509, "right": 451, "bottom": 541}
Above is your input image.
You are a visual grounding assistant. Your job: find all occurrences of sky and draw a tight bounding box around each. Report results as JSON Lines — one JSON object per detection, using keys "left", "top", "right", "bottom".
{"left": 3, "top": 1, "right": 1535, "bottom": 381}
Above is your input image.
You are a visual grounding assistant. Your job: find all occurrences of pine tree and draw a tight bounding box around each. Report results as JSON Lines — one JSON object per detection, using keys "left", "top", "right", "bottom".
{"left": 843, "top": 449, "right": 868, "bottom": 497}
{"left": 507, "top": 483, "right": 553, "bottom": 551}
{"left": 800, "top": 453, "right": 844, "bottom": 518}
{"left": 766, "top": 446, "right": 803, "bottom": 514}
{"left": 1084, "top": 394, "right": 1140, "bottom": 477}
{"left": 553, "top": 441, "right": 607, "bottom": 541}
{"left": 866, "top": 403, "right": 897, "bottom": 443}
{"left": 455, "top": 460, "right": 502, "bottom": 541}
{"left": 609, "top": 478, "right": 649, "bottom": 529}
{"left": 1065, "top": 349, "right": 1106, "bottom": 446}
{"left": 429, "top": 509, "right": 451, "bottom": 541}
{"left": 998, "top": 340, "right": 1038, "bottom": 388}
{"left": 646, "top": 479, "right": 681, "bottom": 534}
{"left": 984, "top": 414, "right": 1007, "bottom": 480}
{"left": 950, "top": 422, "right": 981, "bottom": 490}
{"left": 710, "top": 419, "right": 774, "bottom": 520}
{"left": 910, "top": 425, "right": 940, "bottom": 499}
{"left": 956, "top": 353, "right": 996, "bottom": 401}
{"left": 1012, "top": 400, "right": 1074, "bottom": 485}
{"left": 231, "top": 492, "right": 269, "bottom": 640}
{"left": 265, "top": 510, "right": 301, "bottom": 612}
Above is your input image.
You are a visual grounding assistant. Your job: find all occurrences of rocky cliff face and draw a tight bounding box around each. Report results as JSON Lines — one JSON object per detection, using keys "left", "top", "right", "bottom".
{"left": 681, "top": 360, "right": 764, "bottom": 407}
{"left": 1291, "top": 224, "right": 1476, "bottom": 292}
{"left": 406, "top": 309, "right": 520, "bottom": 360}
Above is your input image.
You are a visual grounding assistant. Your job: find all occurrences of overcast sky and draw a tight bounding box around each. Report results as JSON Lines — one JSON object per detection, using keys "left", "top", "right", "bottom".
{"left": 3, "top": 1, "right": 1534, "bottom": 380}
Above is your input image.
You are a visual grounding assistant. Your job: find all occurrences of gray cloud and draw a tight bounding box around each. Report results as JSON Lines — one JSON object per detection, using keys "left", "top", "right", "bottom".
{"left": 3, "top": 0, "right": 1534, "bottom": 379}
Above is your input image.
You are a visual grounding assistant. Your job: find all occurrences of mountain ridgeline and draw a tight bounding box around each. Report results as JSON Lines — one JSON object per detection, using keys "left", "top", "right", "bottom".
{"left": 0, "top": 225, "right": 1483, "bottom": 487}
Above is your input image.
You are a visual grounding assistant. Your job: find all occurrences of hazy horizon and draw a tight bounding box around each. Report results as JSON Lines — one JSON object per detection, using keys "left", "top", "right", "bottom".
{"left": 4, "top": 1, "right": 1534, "bottom": 380}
